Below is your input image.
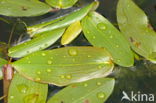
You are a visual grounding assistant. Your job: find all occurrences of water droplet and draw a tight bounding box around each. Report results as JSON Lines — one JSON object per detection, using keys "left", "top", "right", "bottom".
{"left": 28, "top": 61, "right": 31, "bottom": 64}
{"left": 26, "top": 51, "right": 30, "bottom": 53}
{"left": 87, "top": 31, "right": 90, "bottom": 34}
{"left": 72, "top": 59, "right": 76, "bottom": 62}
{"left": 24, "top": 94, "right": 39, "bottom": 103}
{"left": 98, "top": 65, "right": 103, "bottom": 69}
{"left": 87, "top": 55, "right": 91, "bottom": 58}
{"left": 109, "top": 35, "right": 113, "bottom": 38}
{"left": 66, "top": 74, "right": 72, "bottom": 79}
{"left": 68, "top": 49, "right": 77, "bottom": 56}
{"left": 97, "top": 23, "right": 106, "bottom": 30}
{"left": 41, "top": 53, "right": 46, "bottom": 56}
{"left": 50, "top": 57, "right": 53, "bottom": 59}
{"left": 117, "top": 59, "right": 121, "bottom": 62}
{"left": 84, "top": 83, "right": 88, "bottom": 87}
{"left": 17, "top": 84, "right": 28, "bottom": 94}
{"left": 48, "top": 60, "right": 52, "bottom": 65}
{"left": 37, "top": 71, "right": 41, "bottom": 75}
{"left": 46, "top": 69, "right": 51, "bottom": 73}
{"left": 63, "top": 56, "right": 66, "bottom": 58}
{"left": 116, "top": 45, "right": 119, "bottom": 48}
{"left": 96, "top": 82, "right": 102, "bottom": 86}
{"left": 44, "top": 43, "right": 48, "bottom": 47}
{"left": 10, "top": 96, "right": 14, "bottom": 99}
{"left": 93, "top": 36, "right": 96, "bottom": 39}
{"left": 35, "top": 77, "right": 41, "bottom": 81}
{"left": 97, "top": 92, "right": 105, "bottom": 99}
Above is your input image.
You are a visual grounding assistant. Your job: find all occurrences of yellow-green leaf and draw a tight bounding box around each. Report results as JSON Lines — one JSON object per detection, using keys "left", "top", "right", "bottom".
{"left": 47, "top": 78, "right": 115, "bottom": 103}
{"left": 27, "top": 1, "right": 99, "bottom": 37}
{"left": 61, "top": 21, "right": 82, "bottom": 45}
{"left": 81, "top": 11, "right": 134, "bottom": 67}
{"left": 0, "top": 0, "right": 51, "bottom": 17}
{"left": 8, "top": 73, "right": 48, "bottom": 103}
{"left": 12, "top": 47, "right": 114, "bottom": 86}
{"left": 8, "top": 28, "right": 65, "bottom": 58}
{"left": 117, "top": 0, "right": 156, "bottom": 63}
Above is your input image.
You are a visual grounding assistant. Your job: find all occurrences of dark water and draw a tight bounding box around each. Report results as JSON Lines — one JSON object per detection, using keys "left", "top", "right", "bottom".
{"left": 0, "top": 0, "right": 156, "bottom": 103}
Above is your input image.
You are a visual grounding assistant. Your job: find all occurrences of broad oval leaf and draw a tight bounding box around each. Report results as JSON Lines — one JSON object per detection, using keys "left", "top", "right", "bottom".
{"left": 117, "top": 0, "right": 156, "bottom": 63}
{"left": 81, "top": 11, "right": 134, "bottom": 67}
{"left": 8, "top": 28, "right": 65, "bottom": 58}
{"left": 0, "top": 58, "right": 7, "bottom": 80}
{"left": 46, "top": 0, "right": 78, "bottom": 9}
{"left": 27, "top": 1, "right": 99, "bottom": 37}
{"left": 0, "top": 0, "right": 52, "bottom": 17}
{"left": 61, "top": 21, "right": 82, "bottom": 45}
{"left": 8, "top": 73, "right": 48, "bottom": 103}
{"left": 47, "top": 78, "right": 115, "bottom": 103}
{"left": 12, "top": 47, "right": 114, "bottom": 86}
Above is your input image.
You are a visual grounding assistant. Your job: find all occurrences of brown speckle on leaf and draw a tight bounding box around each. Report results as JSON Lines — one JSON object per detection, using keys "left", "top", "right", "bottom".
{"left": 84, "top": 99, "right": 90, "bottom": 103}
{"left": 21, "top": 6, "right": 28, "bottom": 11}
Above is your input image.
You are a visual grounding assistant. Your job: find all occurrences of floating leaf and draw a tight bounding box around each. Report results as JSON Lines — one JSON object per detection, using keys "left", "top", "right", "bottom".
{"left": 8, "top": 28, "right": 65, "bottom": 58}
{"left": 117, "top": 0, "right": 156, "bottom": 63}
{"left": 61, "top": 21, "right": 82, "bottom": 45}
{"left": 12, "top": 47, "right": 114, "bottom": 86}
{"left": 0, "top": 58, "right": 7, "bottom": 80}
{"left": 8, "top": 73, "right": 48, "bottom": 103}
{"left": 47, "top": 78, "right": 115, "bottom": 103}
{"left": 0, "top": 0, "right": 52, "bottom": 17}
{"left": 81, "top": 11, "right": 134, "bottom": 67}
{"left": 27, "top": 1, "right": 99, "bottom": 37}
{"left": 46, "top": 0, "right": 78, "bottom": 9}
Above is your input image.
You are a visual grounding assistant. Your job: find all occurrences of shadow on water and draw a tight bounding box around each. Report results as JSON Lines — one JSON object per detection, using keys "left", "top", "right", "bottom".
{"left": 0, "top": 0, "right": 156, "bottom": 103}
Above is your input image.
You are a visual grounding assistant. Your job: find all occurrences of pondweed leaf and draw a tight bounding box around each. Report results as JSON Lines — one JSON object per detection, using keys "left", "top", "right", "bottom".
{"left": 8, "top": 28, "right": 65, "bottom": 58}
{"left": 0, "top": 0, "right": 51, "bottom": 17}
{"left": 27, "top": 1, "right": 99, "bottom": 37}
{"left": 0, "top": 57, "right": 7, "bottom": 80}
{"left": 47, "top": 78, "right": 115, "bottom": 103}
{"left": 117, "top": 0, "right": 156, "bottom": 63}
{"left": 46, "top": 0, "right": 78, "bottom": 9}
{"left": 81, "top": 11, "right": 134, "bottom": 67}
{"left": 61, "top": 21, "right": 82, "bottom": 45}
{"left": 12, "top": 47, "right": 114, "bottom": 86}
{"left": 8, "top": 73, "right": 48, "bottom": 103}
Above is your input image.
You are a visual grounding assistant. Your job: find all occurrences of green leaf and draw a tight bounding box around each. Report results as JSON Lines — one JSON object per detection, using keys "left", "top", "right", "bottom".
{"left": 46, "top": 0, "right": 78, "bottom": 9}
{"left": 0, "top": 0, "right": 51, "bottom": 17}
{"left": 61, "top": 21, "right": 82, "bottom": 45}
{"left": 27, "top": 1, "right": 99, "bottom": 37}
{"left": 0, "top": 58, "right": 7, "bottom": 80}
{"left": 47, "top": 78, "right": 115, "bottom": 103}
{"left": 12, "top": 47, "right": 114, "bottom": 86}
{"left": 81, "top": 11, "right": 134, "bottom": 67}
{"left": 8, "top": 28, "right": 65, "bottom": 58}
{"left": 8, "top": 73, "right": 48, "bottom": 103}
{"left": 117, "top": 0, "right": 156, "bottom": 63}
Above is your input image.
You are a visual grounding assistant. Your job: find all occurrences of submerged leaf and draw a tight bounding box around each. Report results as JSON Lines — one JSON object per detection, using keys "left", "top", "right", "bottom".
{"left": 47, "top": 78, "right": 115, "bottom": 103}
{"left": 8, "top": 73, "right": 48, "bottom": 103}
{"left": 27, "top": 1, "right": 99, "bottom": 37}
{"left": 117, "top": 0, "right": 156, "bottom": 63}
{"left": 0, "top": 58, "right": 7, "bottom": 80}
{"left": 46, "top": 0, "right": 78, "bottom": 9}
{"left": 12, "top": 47, "right": 114, "bottom": 86}
{"left": 8, "top": 28, "right": 65, "bottom": 58}
{"left": 81, "top": 11, "right": 134, "bottom": 67}
{"left": 61, "top": 21, "right": 82, "bottom": 45}
{"left": 0, "top": 0, "right": 51, "bottom": 17}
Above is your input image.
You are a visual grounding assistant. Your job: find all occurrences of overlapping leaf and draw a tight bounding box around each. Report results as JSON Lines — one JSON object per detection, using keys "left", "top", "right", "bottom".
{"left": 12, "top": 47, "right": 114, "bottom": 86}
{"left": 8, "top": 28, "right": 65, "bottom": 58}
{"left": 117, "top": 0, "right": 156, "bottom": 63}
{"left": 81, "top": 11, "right": 134, "bottom": 67}
{"left": 48, "top": 78, "right": 115, "bottom": 103}
{"left": 8, "top": 73, "right": 48, "bottom": 103}
{"left": 0, "top": 0, "right": 52, "bottom": 17}
{"left": 27, "top": 1, "right": 99, "bottom": 37}
{"left": 61, "top": 21, "right": 82, "bottom": 45}
{"left": 0, "top": 57, "right": 7, "bottom": 80}
{"left": 46, "top": 0, "right": 78, "bottom": 9}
